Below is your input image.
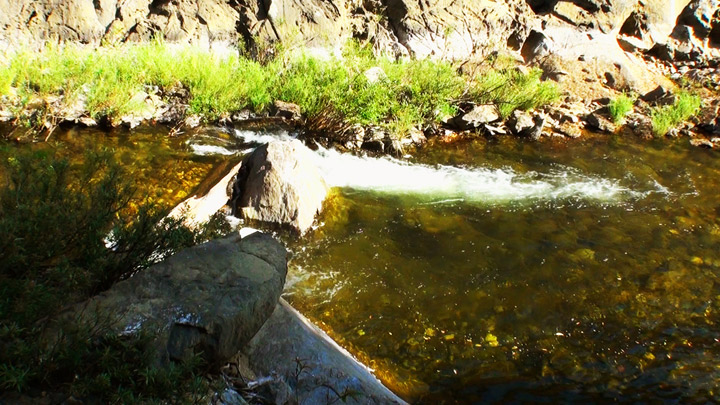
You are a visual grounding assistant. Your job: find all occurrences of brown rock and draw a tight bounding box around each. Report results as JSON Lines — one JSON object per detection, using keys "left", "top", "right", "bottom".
{"left": 585, "top": 112, "right": 616, "bottom": 133}
{"left": 272, "top": 100, "right": 302, "bottom": 121}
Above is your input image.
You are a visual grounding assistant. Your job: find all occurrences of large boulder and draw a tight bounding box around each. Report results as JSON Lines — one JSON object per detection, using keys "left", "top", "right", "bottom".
{"left": 230, "top": 140, "right": 329, "bottom": 234}
{"left": 246, "top": 299, "right": 407, "bottom": 405}
{"left": 57, "top": 232, "right": 287, "bottom": 365}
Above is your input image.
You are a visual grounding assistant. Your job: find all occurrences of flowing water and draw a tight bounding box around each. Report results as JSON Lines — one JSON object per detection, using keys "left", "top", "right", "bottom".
{"left": 5, "top": 125, "right": 719, "bottom": 403}
{"left": 278, "top": 135, "right": 720, "bottom": 403}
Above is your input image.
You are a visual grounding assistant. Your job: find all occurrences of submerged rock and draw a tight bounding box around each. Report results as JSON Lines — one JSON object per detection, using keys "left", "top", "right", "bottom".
{"left": 55, "top": 232, "right": 287, "bottom": 365}
{"left": 230, "top": 140, "right": 329, "bottom": 234}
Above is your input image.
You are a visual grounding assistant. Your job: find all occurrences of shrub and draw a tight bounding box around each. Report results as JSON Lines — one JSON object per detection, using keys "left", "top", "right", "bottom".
{"left": 0, "top": 148, "right": 225, "bottom": 401}
{"left": 608, "top": 93, "right": 635, "bottom": 124}
{"left": 472, "top": 68, "right": 560, "bottom": 118}
{"left": 651, "top": 91, "right": 702, "bottom": 136}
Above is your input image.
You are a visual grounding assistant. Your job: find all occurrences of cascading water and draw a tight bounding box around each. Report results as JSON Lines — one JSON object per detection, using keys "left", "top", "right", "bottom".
{"left": 228, "top": 128, "right": 658, "bottom": 206}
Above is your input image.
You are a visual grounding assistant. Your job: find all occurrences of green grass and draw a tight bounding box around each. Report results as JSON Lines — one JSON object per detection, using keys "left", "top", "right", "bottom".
{"left": 608, "top": 93, "right": 635, "bottom": 124}
{"left": 472, "top": 68, "right": 560, "bottom": 119}
{"left": 0, "top": 40, "right": 560, "bottom": 136}
{"left": 651, "top": 91, "right": 702, "bottom": 136}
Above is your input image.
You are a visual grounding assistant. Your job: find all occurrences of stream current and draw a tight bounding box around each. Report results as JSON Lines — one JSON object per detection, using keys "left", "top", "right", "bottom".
{"left": 6, "top": 126, "right": 720, "bottom": 403}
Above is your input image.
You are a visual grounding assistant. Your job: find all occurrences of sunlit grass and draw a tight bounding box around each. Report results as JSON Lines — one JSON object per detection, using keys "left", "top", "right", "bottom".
{"left": 608, "top": 93, "right": 635, "bottom": 124}
{"left": 472, "top": 68, "right": 560, "bottom": 119}
{"left": 651, "top": 91, "right": 702, "bottom": 136}
{"left": 0, "top": 40, "right": 560, "bottom": 136}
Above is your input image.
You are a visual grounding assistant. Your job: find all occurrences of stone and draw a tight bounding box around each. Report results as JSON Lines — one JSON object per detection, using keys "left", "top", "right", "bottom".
{"left": 272, "top": 100, "right": 302, "bottom": 121}
{"left": 690, "top": 138, "right": 714, "bottom": 148}
{"left": 218, "top": 388, "right": 249, "bottom": 405}
{"left": 641, "top": 85, "right": 672, "bottom": 103}
{"left": 363, "top": 67, "right": 387, "bottom": 84}
{"left": 508, "top": 110, "right": 535, "bottom": 135}
{"left": 508, "top": 110, "right": 544, "bottom": 139}
{"left": 450, "top": 104, "right": 500, "bottom": 130}
{"left": 521, "top": 30, "right": 553, "bottom": 63}
{"left": 483, "top": 123, "right": 508, "bottom": 136}
{"left": 557, "top": 122, "right": 583, "bottom": 138}
{"left": 362, "top": 126, "right": 389, "bottom": 152}
{"left": 246, "top": 299, "right": 407, "bottom": 405}
{"left": 230, "top": 140, "right": 329, "bottom": 234}
{"left": 54, "top": 232, "right": 287, "bottom": 366}
{"left": 585, "top": 112, "right": 617, "bottom": 133}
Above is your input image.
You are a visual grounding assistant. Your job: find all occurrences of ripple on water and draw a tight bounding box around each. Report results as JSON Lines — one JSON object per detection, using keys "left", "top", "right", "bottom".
{"left": 284, "top": 136, "right": 720, "bottom": 403}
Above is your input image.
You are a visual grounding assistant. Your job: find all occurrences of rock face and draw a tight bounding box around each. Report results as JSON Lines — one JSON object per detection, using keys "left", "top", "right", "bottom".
{"left": 0, "top": 1, "right": 717, "bottom": 74}
{"left": 246, "top": 299, "right": 407, "bottom": 405}
{"left": 230, "top": 140, "right": 329, "bottom": 234}
{"left": 59, "top": 232, "right": 287, "bottom": 365}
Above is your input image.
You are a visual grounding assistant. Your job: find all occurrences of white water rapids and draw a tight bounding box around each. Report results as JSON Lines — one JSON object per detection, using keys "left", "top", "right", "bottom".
{"left": 222, "top": 129, "right": 657, "bottom": 205}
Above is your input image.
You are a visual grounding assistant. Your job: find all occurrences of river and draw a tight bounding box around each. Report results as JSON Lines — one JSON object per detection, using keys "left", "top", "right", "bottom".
{"left": 5, "top": 125, "right": 719, "bottom": 403}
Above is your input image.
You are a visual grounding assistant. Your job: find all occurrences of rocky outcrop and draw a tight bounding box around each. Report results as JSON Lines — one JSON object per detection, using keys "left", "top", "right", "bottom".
{"left": 658, "top": 0, "right": 720, "bottom": 63}
{"left": 230, "top": 140, "right": 329, "bottom": 234}
{"left": 246, "top": 299, "right": 407, "bottom": 404}
{"left": 56, "top": 232, "right": 288, "bottom": 365}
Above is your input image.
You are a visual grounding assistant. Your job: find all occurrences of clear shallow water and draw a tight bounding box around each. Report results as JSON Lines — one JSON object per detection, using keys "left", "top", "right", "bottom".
{"left": 283, "top": 135, "right": 720, "bottom": 403}
{"left": 7, "top": 126, "right": 719, "bottom": 403}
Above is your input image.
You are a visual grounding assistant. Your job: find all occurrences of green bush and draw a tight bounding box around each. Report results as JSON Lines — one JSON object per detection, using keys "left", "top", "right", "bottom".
{"left": 651, "top": 91, "right": 702, "bottom": 136}
{"left": 0, "top": 148, "right": 226, "bottom": 401}
{"left": 608, "top": 93, "right": 635, "bottom": 124}
{"left": 472, "top": 68, "right": 560, "bottom": 119}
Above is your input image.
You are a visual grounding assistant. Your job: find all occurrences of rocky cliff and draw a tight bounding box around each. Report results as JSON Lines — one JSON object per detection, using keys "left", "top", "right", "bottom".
{"left": 1, "top": 1, "right": 716, "bottom": 67}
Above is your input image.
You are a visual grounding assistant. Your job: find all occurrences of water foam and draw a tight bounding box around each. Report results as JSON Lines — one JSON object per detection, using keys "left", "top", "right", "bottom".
{"left": 230, "top": 129, "right": 648, "bottom": 204}
{"left": 189, "top": 144, "right": 237, "bottom": 156}
{"left": 312, "top": 147, "right": 642, "bottom": 204}
{"left": 233, "top": 128, "right": 296, "bottom": 144}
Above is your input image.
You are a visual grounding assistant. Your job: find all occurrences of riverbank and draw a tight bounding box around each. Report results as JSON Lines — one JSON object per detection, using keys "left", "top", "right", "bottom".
{"left": 1, "top": 39, "right": 717, "bottom": 154}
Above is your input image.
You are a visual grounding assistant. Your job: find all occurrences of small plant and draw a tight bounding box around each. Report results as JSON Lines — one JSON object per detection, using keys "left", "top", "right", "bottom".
{"left": 472, "top": 67, "right": 560, "bottom": 119}
{"left": 651, "top": 91, "right": 702, "bottom": 136}
{"left": 608, "top": 93, "right": 635, "bottom": 124}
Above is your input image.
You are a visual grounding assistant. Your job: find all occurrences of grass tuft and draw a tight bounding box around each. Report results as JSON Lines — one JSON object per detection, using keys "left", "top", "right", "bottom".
{"left": 651, "top": 91, "right": 702, "bottom": 137}
{"left": 608, "top": 93, "right": 635, "bottom": 124}
{"left": 472, "top": 68, "right": 560, "bottom": 119}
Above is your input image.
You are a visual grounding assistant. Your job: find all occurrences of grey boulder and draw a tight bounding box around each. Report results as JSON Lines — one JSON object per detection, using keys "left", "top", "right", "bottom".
{"left": 230, "top": 140, "right": 329, "bottom": 234}
{"left": 58, "top": 232, "right": 287, "bottom": 365}
{"left": 246, "top": 299, "right": 407, "bottom": 405}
